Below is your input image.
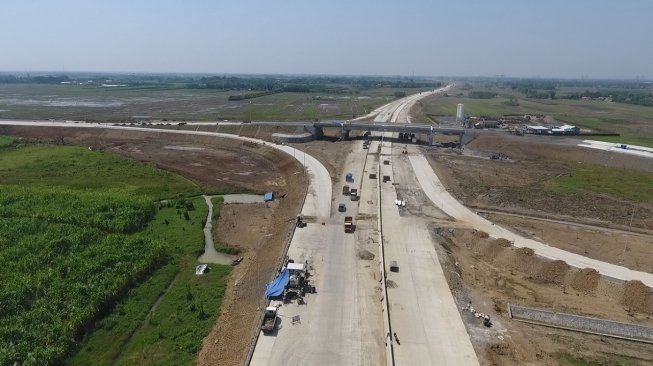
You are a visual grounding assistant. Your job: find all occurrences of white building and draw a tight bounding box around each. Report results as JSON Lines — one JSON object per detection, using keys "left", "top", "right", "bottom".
{"left": 456, "top": 103, "right": 465, "bottom": 122}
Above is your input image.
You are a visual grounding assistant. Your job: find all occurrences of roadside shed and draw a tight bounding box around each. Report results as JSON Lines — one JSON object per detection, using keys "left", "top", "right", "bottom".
{"left": 287, "top": 263, "right": 305, "bottom": 273}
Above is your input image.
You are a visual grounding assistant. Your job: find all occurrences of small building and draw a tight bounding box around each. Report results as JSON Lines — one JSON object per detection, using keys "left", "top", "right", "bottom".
{"left": 526, "top": 126, "right": 551, "bottom": 135}
{"left": 550, "top": 125, "right": 580, "bottom": 135}
{"left": 264, "top": 192, "right": 274, "bottom": 202}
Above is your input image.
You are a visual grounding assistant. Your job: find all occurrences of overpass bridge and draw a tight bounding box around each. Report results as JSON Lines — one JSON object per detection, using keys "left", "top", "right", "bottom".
{"left": 312, "top": 121, "right": 464, "bottom": 145}
{"left": 258, "top": 120, "right": 465, "bottom": 145}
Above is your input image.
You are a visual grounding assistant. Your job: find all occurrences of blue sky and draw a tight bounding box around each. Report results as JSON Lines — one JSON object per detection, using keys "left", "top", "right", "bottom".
{"left": 1, "top": 0, "right": 651, "bottom": 78}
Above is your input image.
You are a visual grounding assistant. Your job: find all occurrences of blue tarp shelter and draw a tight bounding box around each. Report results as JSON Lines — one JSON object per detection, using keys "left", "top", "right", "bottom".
{"left": 264, "top": 192, "right": 274, "bottom": 202}
{"left": 265, "top": 269, "right": 289, "bottom": 298}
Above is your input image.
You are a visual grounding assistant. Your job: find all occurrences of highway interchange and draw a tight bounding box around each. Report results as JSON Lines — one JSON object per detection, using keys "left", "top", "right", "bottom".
{"left": 2, "top": 89, "right": 653, "bottom": 365}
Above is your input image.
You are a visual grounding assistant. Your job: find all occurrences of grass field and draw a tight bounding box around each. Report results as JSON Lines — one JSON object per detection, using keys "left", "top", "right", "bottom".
{"left": 0, "top": 84, "right": 424, "bottom": 122}
{"left": 0, "top": 135, "right": 15, "bottom": 148}
{"left": 421, "top": 91, "right": 653, "bottom": 147}
{"left": 0, "top": 144, "right": 201, "bottom": 199}
{"left": 549, "top": 162, "right": 653, "bottom": 203}
{"left": 0, "top": 140, "right": 232, "bottom": 365}
{"left": 69, "top": 196, "right": 231, "bottom": 366}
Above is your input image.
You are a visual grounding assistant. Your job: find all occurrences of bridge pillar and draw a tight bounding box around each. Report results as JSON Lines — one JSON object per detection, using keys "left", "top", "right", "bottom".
{"left": 458, "top": 133, "right": 464, "bottom": 148}
{"left": 314, "top": 126, "right": 324, "bottom": 140}
{"left": 428, "top": 132, "right": 434, "bottom": 146}
{"left": 340, "top": 129, "right": 350, "bottom": 141}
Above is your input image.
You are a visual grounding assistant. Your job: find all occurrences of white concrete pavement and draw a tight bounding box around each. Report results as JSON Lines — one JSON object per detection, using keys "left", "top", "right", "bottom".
{"left": 351, "top": 85, "right": 453, "bottom": 123}
{"left": 380, "top": 140, "right": 479, "bottom": 366}
{"left": 409, "top": 153, "right": 653, "bottom": 287}
{"left": 250, "top": 140, "right": 386, "bottom": 366}
{"left": 578, "top": 139, "right": 653, "bottom": 159}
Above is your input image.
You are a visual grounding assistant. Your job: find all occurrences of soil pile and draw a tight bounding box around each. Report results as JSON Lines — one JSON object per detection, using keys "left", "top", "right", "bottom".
{"left": 515, "top": 247, "right": 534, "bottom": 257}
{"left": 474, "top": 230, "right": 489, "bottom": 239}
{"left": 570, "top": 268, "right": 600, "bottom": 293}
{"left": 532, "top": 260, "right": 569, "bottom": 284}
{"left": 493, "top": 238, "right": 512, "bottom": 247}
{"left": 622, "top": 280, "right": 653, "bottom": 314}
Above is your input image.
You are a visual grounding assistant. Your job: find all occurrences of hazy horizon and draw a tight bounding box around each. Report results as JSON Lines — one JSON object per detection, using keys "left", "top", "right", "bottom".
{"left": 2, "top": 0, "right": 652, "bottom": 79}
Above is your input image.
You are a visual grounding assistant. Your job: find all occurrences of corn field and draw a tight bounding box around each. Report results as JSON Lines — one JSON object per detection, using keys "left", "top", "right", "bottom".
{"left": 0, "top": 185, "right": 164, "bottom": 365}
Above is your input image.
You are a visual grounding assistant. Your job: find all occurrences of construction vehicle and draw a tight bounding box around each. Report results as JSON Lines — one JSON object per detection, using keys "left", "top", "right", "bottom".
{"left": 344, "top": 216, "right": 355, "bottom": 233}
{"left": 296, "top": 215, "right": 307, "bottom": 228}
{"left": 261, "top": 306, "right": 278, "bottom": 334}
{"left": 350, "top": 188, "right": 359, "bottom": 201}
{"left": 342, "top": 185, "right": 350, "bottom": 195}
{"left": 284, "top": 262, "right": 308, "bottom": 302}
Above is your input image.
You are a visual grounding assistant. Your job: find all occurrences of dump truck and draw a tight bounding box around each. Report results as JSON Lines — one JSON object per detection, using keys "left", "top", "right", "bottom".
{"left": 261, "top": 306, "right": 278, "bottom": 334}
{"left": 350, "top": 188, "right": 359, "bottom": 201}
{"left": 344, "top": 216, "right": 354, "bottom": 233}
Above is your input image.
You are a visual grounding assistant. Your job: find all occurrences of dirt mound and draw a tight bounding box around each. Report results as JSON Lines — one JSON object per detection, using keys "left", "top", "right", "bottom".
{"left": 571, "top": 268, "right": 600, "bottom": 293}
{"left": 358, "top": 250, "right": 375, "bottom": 260}
{"left": 492, "top": 238, "right": 512, "bottom": 247}
{"left": 622, "top": 280, "right": 653, "bottom": 314}
{"left": 515, "top": 247, "right": 534, "bottom": 257}
{"left": 531, "top": 260, "right": 569, "bottom": 284}
{"left": 481, "top": 238, "right": 509, "bottom": 261}
{"left": 474, "top": 230, "right": 489, "bottom": 239}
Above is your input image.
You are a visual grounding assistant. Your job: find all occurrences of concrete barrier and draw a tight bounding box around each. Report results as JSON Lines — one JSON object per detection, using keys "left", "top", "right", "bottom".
{"left": 509, "top": 304, "right": 653, "bottom": 344}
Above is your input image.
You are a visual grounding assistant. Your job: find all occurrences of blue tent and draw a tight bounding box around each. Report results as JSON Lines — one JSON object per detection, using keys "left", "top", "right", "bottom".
{"left": 265, "top": 269, "right": 289, "bottom": 298}
{"left": 264, "top": 192, "right": 274, "bottom": 202}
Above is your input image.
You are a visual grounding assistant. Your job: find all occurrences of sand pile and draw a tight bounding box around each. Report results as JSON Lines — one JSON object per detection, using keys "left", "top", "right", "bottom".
{"left": 570, "top": 268, "right": 600, "bottom": 293}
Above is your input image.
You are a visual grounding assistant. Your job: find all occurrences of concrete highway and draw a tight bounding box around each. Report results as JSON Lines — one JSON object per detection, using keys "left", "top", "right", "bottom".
{"left": 250, "top": 140, "right": 386, "bottom": 366}
{"left": 371, "top": 86, "right": 480, "bottom": 365}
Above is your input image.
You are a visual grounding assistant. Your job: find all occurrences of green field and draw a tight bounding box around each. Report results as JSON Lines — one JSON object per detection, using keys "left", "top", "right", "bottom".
{"left": 0, "top": 145, "right": 201, "bottom": 199}
{"left": 0, "top": 140, "right": 232, "bottom": 365}
{"left": 549, "top": 163, "right": 653, "bottom": 203}
{"left": 0, "top": 135, "right": 15, "bottom": 148}
{"left": 0, "top": 84, "right": 423, "bottom": 122}
{"left": 421, "top": 91, "right": 653, "bottom": 147}
{"left": 69, "top": 196, "right": 230, "bottom": 366}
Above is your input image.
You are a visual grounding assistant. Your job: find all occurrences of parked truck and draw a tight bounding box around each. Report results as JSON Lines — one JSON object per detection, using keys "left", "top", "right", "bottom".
{"left": 344, "top": 216, "right": 355, "bottom": 233}
{"left": 261, "top": 306, "right": 278, "bottom": 334}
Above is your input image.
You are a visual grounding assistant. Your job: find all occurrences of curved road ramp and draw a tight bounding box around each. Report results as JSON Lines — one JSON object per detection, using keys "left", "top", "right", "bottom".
{"left": 509, "top": 304, "right": 653, "bottom": 344}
